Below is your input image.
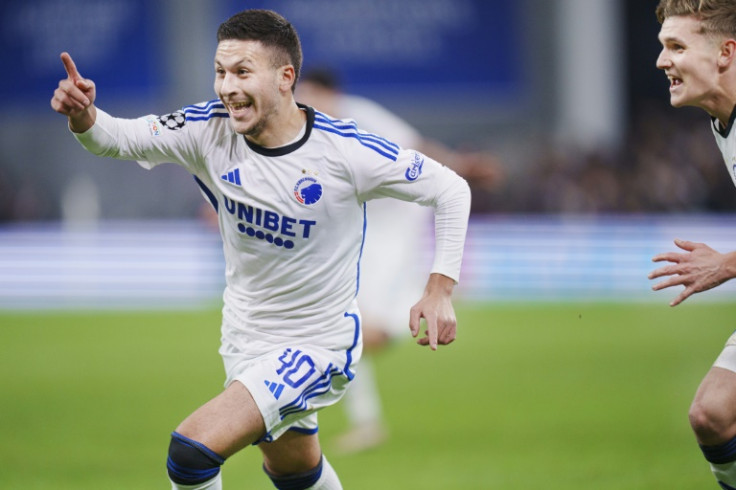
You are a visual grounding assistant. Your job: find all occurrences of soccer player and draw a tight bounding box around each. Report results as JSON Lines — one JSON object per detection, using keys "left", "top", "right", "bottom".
{"left": 50, "top": 9, "right": 471, "bottom": 490}
{"left": 649, "top": 1, "right": 736, "bottom": 488}
{"left": 296, "top": 68, "right": 500, "bottom": 453}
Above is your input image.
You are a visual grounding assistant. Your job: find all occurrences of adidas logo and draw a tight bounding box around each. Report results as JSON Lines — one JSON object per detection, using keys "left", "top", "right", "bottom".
{"left": 221, "top": 168, "right": 242, "bottom": 185}
{"left": 264, "top": 380, "right": 285, "bottom": 400}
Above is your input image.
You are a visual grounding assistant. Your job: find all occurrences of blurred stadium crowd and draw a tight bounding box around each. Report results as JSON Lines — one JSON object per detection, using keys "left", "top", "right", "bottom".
{"left": 3, "top": 103, "right": 732, "bottom": 222}
{"left": 2, "top": 0, "right": 734, "bottom": 221}
{"left": 473, "top": 104, "right": 736, "bottom": 215}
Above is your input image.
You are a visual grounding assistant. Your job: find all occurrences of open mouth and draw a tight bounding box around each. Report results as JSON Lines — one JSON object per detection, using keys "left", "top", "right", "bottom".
{"left": 668, "top": 76, "right": 683, "bottom": 89}
{"left": 228, "top": 100, "right": 253, "bottom": 115}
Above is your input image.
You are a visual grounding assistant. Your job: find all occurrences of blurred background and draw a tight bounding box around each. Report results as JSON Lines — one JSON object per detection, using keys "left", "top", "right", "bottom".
{"left": 4, "top": 4, "right": 736, "bottom": 488}
{"left": 2, "top": 0, "right": 736, "bottom": 307}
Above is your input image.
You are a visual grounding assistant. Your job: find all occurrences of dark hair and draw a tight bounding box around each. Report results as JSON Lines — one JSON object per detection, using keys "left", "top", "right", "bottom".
{"left": 217, "top": 9, "right": 303, "bottom": 91}
{"left": 656, "top": 0, "right": 736, "bottom": 38}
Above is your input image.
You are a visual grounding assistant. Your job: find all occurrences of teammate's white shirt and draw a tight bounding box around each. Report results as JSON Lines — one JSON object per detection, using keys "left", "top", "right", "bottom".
{"left": 338, "top": 94, "right": 423, "bottom": 149}
{"left": 711, "top": 110, "right": 736, "bottom": 378}
{"left": 331, "top": 94, "right": 432, "bottom": 332}
{"left": 712, "top": 109, "right": 736, "bottom": 190}
{"left": 74, "top": 102, "right": 471, "bottom": 357}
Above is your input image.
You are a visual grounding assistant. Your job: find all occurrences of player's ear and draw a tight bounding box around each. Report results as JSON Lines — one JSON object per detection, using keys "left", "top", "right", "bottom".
{"left": 718, "top": 38, "right": 736, "bottom": 69}
{"left": 278, "top": 64, "right": 296, "bottom": 94}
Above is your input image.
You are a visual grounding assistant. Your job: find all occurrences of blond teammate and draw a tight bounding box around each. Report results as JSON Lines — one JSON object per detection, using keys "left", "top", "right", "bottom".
{"left": 650, "top": 1, "right": 736, "bottom": 488}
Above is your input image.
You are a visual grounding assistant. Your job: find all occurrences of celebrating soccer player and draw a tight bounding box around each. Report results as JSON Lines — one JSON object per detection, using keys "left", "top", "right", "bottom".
{"left": 51, "top": 9, "right": 471, "bottom": 490}
{"left": 649, "top": 1, "right": 736, "bottom": 488}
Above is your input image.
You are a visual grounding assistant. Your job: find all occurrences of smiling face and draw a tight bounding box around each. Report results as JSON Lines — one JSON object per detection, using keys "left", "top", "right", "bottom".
{"left": 656, "top": 15, "right": 723, "bottom": 111}
{"left": 214, "top": 39, "right": 294, "bottom": 143}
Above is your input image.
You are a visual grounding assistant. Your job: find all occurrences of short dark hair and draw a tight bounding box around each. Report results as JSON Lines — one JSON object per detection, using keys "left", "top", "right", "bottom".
{"left": 217, "top": 9, "right": 303, "bottom": 91}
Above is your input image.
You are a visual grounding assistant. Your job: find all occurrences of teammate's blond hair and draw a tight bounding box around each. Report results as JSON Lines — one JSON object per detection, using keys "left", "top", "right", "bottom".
{"left": 656, "top": 0, "right": 736, "bottom": 39}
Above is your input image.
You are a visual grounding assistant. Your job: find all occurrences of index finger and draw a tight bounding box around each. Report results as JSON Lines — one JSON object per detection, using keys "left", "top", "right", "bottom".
{"left": 651, "top": 251, "right": 682, "bottom": 263}
{"left": 61, "top": 52, "right": 81, "bottom": 80}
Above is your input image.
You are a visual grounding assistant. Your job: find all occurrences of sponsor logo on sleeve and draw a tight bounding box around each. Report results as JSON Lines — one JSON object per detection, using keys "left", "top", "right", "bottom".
{"left": 405, "top": 152, "right": 424, "bottom": 181}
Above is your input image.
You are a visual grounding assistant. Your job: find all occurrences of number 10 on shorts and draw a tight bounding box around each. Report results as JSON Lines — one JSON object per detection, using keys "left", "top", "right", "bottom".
{"left": 276, "top": 348, "right": 316, "bottom": 389}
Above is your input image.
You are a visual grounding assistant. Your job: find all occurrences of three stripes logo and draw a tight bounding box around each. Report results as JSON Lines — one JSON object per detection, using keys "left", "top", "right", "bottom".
{"left": 264, "top": 379, "right": 285, "bottom": 400}
{"left": 221, "top": 168, "right": 242, "bottom": 186}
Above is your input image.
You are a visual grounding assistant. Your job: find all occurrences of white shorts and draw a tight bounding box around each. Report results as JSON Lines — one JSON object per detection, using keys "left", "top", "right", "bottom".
{"left": 221, "top": 343, "right": 357, "bottom": 443}
{"left": 714, "top": 331, "right": 736, "bottom": 374}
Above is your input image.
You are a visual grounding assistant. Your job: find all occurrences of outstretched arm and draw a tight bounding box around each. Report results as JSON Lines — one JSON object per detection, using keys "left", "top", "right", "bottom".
{"left": 648, "top": 238, "right": 736, "bottom": 306}
{"left": 50, "top": 52, "right": 97, "bottom": 133}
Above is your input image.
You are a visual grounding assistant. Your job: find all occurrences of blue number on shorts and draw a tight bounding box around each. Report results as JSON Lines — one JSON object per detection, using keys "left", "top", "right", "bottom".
{"left": 276, "top": 348, "right": 316, "bottom": 389}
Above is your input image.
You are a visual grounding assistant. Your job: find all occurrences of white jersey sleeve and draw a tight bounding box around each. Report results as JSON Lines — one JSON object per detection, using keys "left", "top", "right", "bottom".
{"left": 361, "top": 151, "right": 469, "bottom": 282}
{"left": 73, "top": 101, "right": 229, "bottom": 174}
{"left": 312, "top": 111, "right": 471, "bottom": 282}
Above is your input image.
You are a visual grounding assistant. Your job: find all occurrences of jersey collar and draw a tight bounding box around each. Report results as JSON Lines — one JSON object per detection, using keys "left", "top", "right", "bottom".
{"left": 244, "top": 104, "right": 314, "bottom": 156}
{"left": 712, "top": 104, "right": 736, "bottom": 138}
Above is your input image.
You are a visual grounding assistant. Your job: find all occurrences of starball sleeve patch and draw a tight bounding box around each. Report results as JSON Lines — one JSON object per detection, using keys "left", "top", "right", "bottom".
{"left": 157, "top": 110, "right": 187, "bottom": 131}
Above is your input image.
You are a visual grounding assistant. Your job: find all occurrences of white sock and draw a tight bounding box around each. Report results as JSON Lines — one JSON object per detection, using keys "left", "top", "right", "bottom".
{"left": 700, "top": 437, "right": 736, "bottom": 489}
{"left": 344, "top": 357, "right": 382, "bottom": 427}
{"left": 710, "top": 461, "right": 736, "bottom": 489}
{"left": 170, "top": 472, "right": 222, "bottom": 490}
{"left": 307, "top": 456, "right": 342, "bottom": 490}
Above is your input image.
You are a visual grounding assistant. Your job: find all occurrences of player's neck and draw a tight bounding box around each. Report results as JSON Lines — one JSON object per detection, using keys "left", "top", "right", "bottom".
{"left": 246, "top": 101, "right": 306, "bottom": 149}
{"left": 711, "top": 99, "right": 736, "bottom": 130}
{"left": 698, "top": 84, "right": 736, "bottom": 129}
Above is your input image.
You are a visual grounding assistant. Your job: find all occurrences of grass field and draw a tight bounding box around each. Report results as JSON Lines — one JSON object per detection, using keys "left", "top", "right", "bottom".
{"left": 1, "top": 301, "right": 734, "bottom": 489}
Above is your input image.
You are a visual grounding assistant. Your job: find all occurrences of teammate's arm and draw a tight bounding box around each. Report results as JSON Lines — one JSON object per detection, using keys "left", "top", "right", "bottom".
{"left": 50, "top": 52, "right": 97, "bottom": 133}
{"left": 649, "top": 238, "right": 736, "bottom": 306}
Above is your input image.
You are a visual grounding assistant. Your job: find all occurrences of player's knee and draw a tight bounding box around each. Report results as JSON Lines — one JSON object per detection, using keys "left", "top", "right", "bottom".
{"left": 689, "top": 399, "right": 733, "bottom": 443}
{"left": 167, "top": 431, "right": 225, "bottom": 486}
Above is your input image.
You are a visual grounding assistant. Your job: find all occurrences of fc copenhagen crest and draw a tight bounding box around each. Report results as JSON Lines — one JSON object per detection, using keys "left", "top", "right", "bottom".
{"left": 293, "top": 176, "right": 323, "bottom": 205}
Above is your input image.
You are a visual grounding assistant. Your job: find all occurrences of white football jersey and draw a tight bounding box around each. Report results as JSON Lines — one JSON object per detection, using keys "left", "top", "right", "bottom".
{"left": 712, "top": 112, "right": 736, "bottom": 189}
{"left": 74, "top": 101, "right": 471, "bottom": 354}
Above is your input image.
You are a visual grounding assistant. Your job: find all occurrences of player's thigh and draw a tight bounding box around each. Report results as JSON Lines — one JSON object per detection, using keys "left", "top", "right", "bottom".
{"left": 258, "top": 430, "right": 322, "bottom": 475}
{"left": 698, "top": 342, "right": 736, "bottom": 412}
{"left": 175, "top": 380, "right": 266, "bottom": 458}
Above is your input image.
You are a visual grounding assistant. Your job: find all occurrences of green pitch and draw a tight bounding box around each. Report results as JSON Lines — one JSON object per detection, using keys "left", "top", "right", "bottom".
{"left": 1, "top": 301, "right": 733, "bottom": 489}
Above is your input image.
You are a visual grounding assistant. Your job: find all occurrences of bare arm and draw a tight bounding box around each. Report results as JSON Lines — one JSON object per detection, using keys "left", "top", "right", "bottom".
{"left": 648, "top": 238, "right": 736, "bottom": 306}
{"left": 50, "top": 52, "right": 97, "bottom": 133}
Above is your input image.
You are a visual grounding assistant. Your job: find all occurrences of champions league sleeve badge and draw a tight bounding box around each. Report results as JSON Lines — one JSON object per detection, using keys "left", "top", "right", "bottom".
{"left": 293, "top": 176, "right": 323, "bottom": 205}
{"left": 157, "top": 110, "right": 187, "bottom": 131}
